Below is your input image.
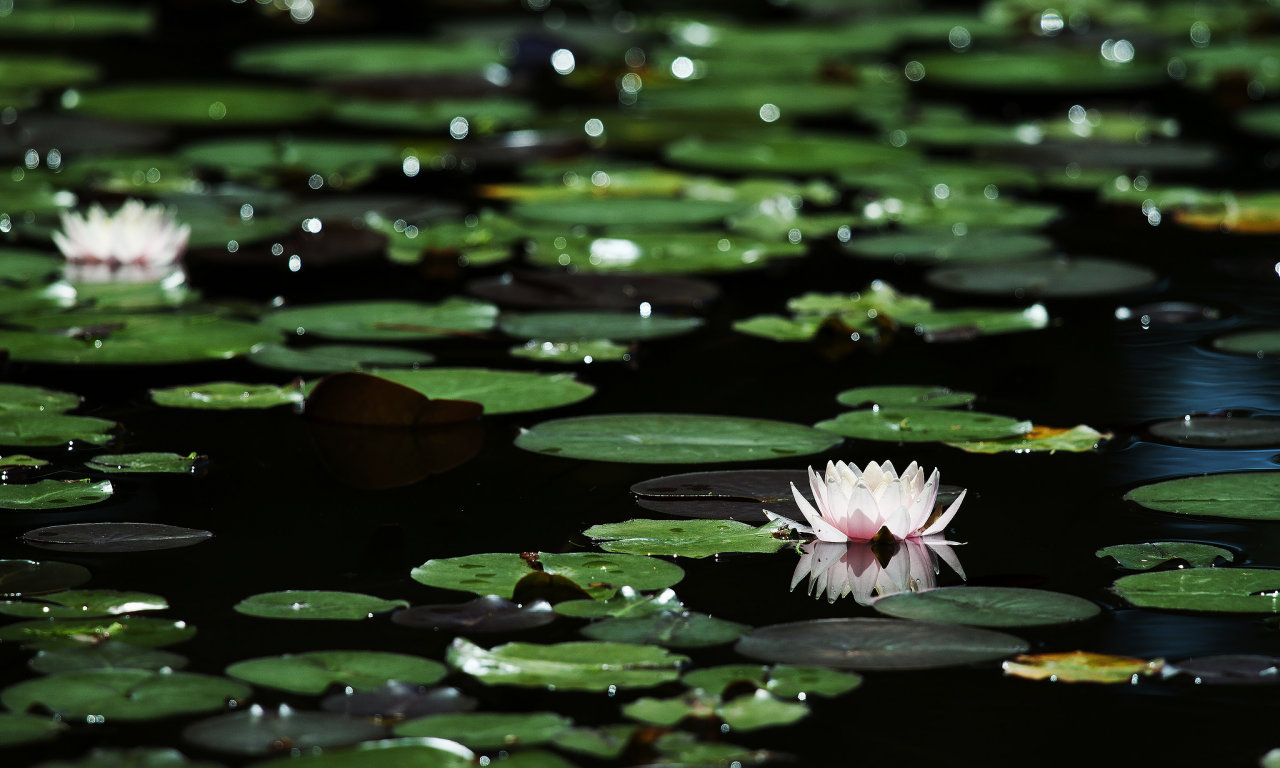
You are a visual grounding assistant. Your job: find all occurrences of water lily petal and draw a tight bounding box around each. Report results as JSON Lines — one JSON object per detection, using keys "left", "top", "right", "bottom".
{"left": 907, "top": 469, "right": 940, "bottom": 533}
{"left": 919, "top": 488, "right": 966, "bottom": 536}
{"left": 883, "top": 505, "right": 914, "bottom": 539}
{"left": 844, "top": 483, "right": 884, "bottom": 540}
{"left": 861, "top": 461, "right": 884, "bottom": 490}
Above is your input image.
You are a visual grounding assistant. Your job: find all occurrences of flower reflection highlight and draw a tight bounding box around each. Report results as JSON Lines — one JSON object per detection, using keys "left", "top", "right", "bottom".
{"left": 791, "top": 461, "right": 966, "bottom": 543}
{"left": 792, "top": 538, "right": 966, "bottom": 606}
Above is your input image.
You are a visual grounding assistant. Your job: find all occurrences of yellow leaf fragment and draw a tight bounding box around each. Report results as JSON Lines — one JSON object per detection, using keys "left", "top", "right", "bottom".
{"left": 1002, "top": 651, "right": 1164, "bottom": 683}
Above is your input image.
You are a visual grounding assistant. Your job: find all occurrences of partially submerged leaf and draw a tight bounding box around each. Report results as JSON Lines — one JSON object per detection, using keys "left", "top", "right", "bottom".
{"left": 683, "top": 664, "right": 862, "bottom": 699}
{"left": 233, "top": 591, "right": 408, "bottom": 620}
{"left": 584, "top": 518, "right": 792, "bottom": 558}
{"left": 551, "top": 725, "right": 637, "bottom": 760}
{"left": 1097, "top": 542, "right": 1234, "bottom": 570}
{"left": 1163, "top": 655, "right": 1280, "bottom": 685}
{"left": 0, "top": 479, "right": 113, "bottom": 509}
{"left": 446, "top": 637, "right": 688, "bottom": 691}
{"left": 29, "top": 643, "right": 188, "bottom": 674}
{"left": 308, "top": 419, "right": 484, "bottom": 490}
{"left": 1002, "top": 652, "right": 1164, "bottom": 683}
{"left": 554, "top": 587, "right": 683, "bottom": 619}
{"left": 321, "top": 683, "right": 478, "bottom": 721}
{"left": 630, "top": 469, "right": 813, "bottom": 523}
{"left": 306, "top": 372, "right": 482, "bottom": 426}
{"left": 392, "top": 595, "right": 556, "bottom": 633}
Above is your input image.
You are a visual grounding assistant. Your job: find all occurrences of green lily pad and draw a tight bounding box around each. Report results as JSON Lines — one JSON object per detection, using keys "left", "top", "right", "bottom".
{"left": 653, "top": 732, "right": 771, "bottom": 766}
{"left": 1, "top": 669, "right": 248, "bottom": 720}
{"left": 553, "top": 587, "right": 683, "bottom": 618}
{"left": 666, "top": 135, "right": 912, "bottom": 174}
{"left": 927, "top": 257, "right": 1160, "bottom": 298}
{"left": 0, "top": 54, "right": 98, "bottom": 88}
{"left": 524, "top": 231, "right": 805, "bottom": 274}
{"left": 249, "top": 738, "right": 474, "bottom": 768}
{"left": 334, "top": 97, "right": 535, "bottom": 133}
{"left": 226, "top": 651, "right": 446, "bottom": 695}
{"left": 0, "top": 712, "right": 61, "bottom": 746}
{"left": 71, "top": 281, "right": 197, "bottom": 311}
{"left": 0, "top": 590, "right": 167, "bottom": 619}
{"left": 180, "top": 137, "right": 401, "bottom": 182}
{"left": 848, "top": 231, "right": 1053, "bottom": 263}
{"left": 732, "top": 315, "right": 827, "bottom": 342}
{"left": 0, "top": 559, "right": 91, "bottom": 596}
{"left": 515, "top": 413, "right": 843, "bottom": 464}
{"left": 30, "top": 643, "right": 189, "bottom": 674}
{"left": 34, "top": 747, "right": 224, "bottom": 768}
{"left": 1110, "top": 569, "right": 1280, "bottom": 613}
{"left": 368, "top": 369, "right": 594, "bottom": 415}
{"left": 621, "top": 690, "right": 717, "bottom": 726}
{"left": 1097, "top": 542, "right": 1234, "bottom": 571}
{"left": 248, "top": 343, "right": 433, "bottom": 374}
{"left": 622, "top": 689, "right": 808, "bottom": 731}
{"left": 945, "top": 424, "right": 1109, "bottom": 453}
{"left": 873, "top": 587, "right": 1100, "bottom": 627}
{"left": 150, "top": 382, "right": 304, "bottom": 410}
{"left": 447, "top": 637, "right": 688, "bottom": 691}
{"left": 499, "top": 312, "right": 704, "bottom": 342}
{"left": 0, "top": 6, "right": 153, "bottom": 37}
{"left": 263, "top": 299, "right": 498, "bottom": 341}
{"left": 1211, "top": 329, "right": 1280, "bottom": 357}
{"left": 0, "top": 382, "right": 83, "bottom": 412}
{"left": 584, "top": 519, "right": 791, "bottom": 558}
{"left": 69, "top": 84, "right": 331, "bottom": 126}
{"left": 815, "top": 408, "right": 1031, "bottom": 442}
{"left": 1124, "top": 472, "right": 1280, "bottom": 520}
{"left": 510, "top": 340, "right": 629, "bottom": 364}
{"left": 550, "top": 725, "right": 637, "bottom": 760}
{"left": 914, "top": 50, "right": 1165, "bottom": 91}
{"left": 683, "top": 664, "right": 862, "bottom": 699}
{"left": 412, "top": 552, "right": 685, "bottom": 600}
{"left": 580, "top": 612, "right": 750, "bottom": 648}
{"left": 0, "top": 454, "right": 46, "bottom": 468}
{"left": 84, "top": 452, "right": 200, "bottom": 473}
{"left": 393, "top": 712, "right": 571, "bottom": 749}
{"left": 0, "top": 617, "right": 194, "bottom": 650}
{"left": 0, "top": 311, "right": 281, "bottom": 364}
{"left": 0, "top": 479, "right": 113, "bottom": 509}
{"left": 0, "top": 250, "right": 63, "bottom": 285}
{"left": 512, "top": 199, "right": 748, "bottom": 228}
{"left": 234, "top": 38, "right": 502, "bottom": 79}
{"left": 837, "top": 385, "right": 975, "bottom": 409}
{"left": 233, "top": 591, "right": 408, "bottom": 620}
{"left": 0, "top": 411, "right": 116, "bottom": 446}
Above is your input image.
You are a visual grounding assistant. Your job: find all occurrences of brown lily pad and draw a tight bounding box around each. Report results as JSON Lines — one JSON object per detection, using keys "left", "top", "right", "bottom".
{"left": 307, "top": 419, "right": 483, "bottom": 490}
{"left": 22, "top": 522, "right": 213, "bottom": 553}
{"left": 392, "top": 595, "right": 556, "bottom": 633}
{"left": 468, "top": 271, "right": 721, "bottom": 310}
{"left": 306, "top": 372, "right": 483, "bottom": 426}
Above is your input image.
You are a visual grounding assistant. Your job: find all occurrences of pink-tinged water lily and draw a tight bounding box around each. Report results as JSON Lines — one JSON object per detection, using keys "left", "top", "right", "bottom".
{"left": 790, "top": 460, "right": 966, "bottom": 542}
{"left": 792, "top": 538, "right": 965, "bottom": 606}
{"left": 53, "top": 199, "right": 190, "bottom": 268}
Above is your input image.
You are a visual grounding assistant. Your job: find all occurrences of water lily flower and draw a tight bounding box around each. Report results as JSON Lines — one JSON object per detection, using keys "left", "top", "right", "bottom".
{"left": 792, "top": 538, "right": 965, "bottom": 606}
{"left": 790, "top": 460, "right": 966, "bottom": 542}
{"left": 53, "top": 198, "right": 190, "bottom": 268}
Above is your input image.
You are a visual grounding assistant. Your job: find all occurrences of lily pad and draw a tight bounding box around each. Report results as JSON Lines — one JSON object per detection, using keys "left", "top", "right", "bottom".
{"left": 510, "top": 340, "right": 629, "bottom": 364}
{"left": 23, "top": 522, "right": 213, "bottom": 553}
{"left": 0, "top": 617, "right": 195, "bottom": 650}
{"left": 183, "top": 707, "right": 385, "bottom": 755}
{"left": 631, "top": 469, "right": 812, "bottom": 524}
{"left": 735, "top": 617, "right": 1029, "bottom": 670}
{"left": 305, "top": 372, "right": 481, "bottom": 428}
{"left": 836, "top": 385, "right": 975, "bottom": 409}
{"left": 0, "top": 454, "right": 47, "bottom": 468}
{"left": 262, "top": 299, "right": 498, "bottom": 341}
{"left": 944, "top": 424, "right": 1110, "bottom": 453}
{"left": 499, "top": 312, "right": 704, "bottom": 342}
{"left": 1124, "top": 472, "right": 1280, "bottom": 520}
{"left": 0, "top": 590, "right": 168, "bottom": 618}
{"left": 180, "top": 137, "right": 401, "bottom": 182}
{"left": 0, "top": 478, "right": 113, "bottom": 509}
{"left": 249, "top": 738, "right": 474, "bottom": 768}
{"left": 84, "top": 452, "right": 200, "bottom": 473}
{"left": 584, "top": 519, "right": 791, "bottom": 559}
{"left": 622, "top": 689, "right": 807, "bottom": 731}
{"left": 369, "top": 369, "right": 594, "bottom": 415}
{"left": 0, "top": 712, "right": 61, "bottom": 746}
{"left": 1, "top": 669, "right": 249, "bottom": 720}
{"left": 653, "top": 732, "right": 771, "bottom": 766}
{"left": 334, "top": 97, "right": 535, "bottom": 133}
{"left": 0, "top": 6, "right": 153, "bottom": 37}
{"left": 1148, "top": 416, "right": 1280, "bottom": 448}
{"left": 926, "top": 257, "right": 1160, "bottom": 298}
{"left": 233, "top": 591, "right": 409, "bottom": 620}
{"left": 392, "top": 596, "right": 556, "bottom": 633}
{"left": 446, "top": 637, "right": 688, "bottom": 691}
{"left": 524, "top": 231, "right": 805, "bottom": 274}
{"left": 848, "top": 231, "right": 1053, "bottom": 263}
{"left": 873, "top": 587, "right": 1100, "bottom": 627}
{"left": 580, "top": 612, "right": 750, "bottom": 648}
{"left": 0, "top": 311, "right": 281, "bottom": 364}
{"left": 512, "top": 199, "right": 747, "bottom": 228}
{"left": 70, "top": 84, "right": 331, "bottom": 125}
{"left": 1002, "top": 652, "right": 1163, "bottom": 683}
{"left": 150, "top": 382, "right": 304, "bottom": 410}
{"left": 550, "top": 725, "right": 637, "bottom": 760}
{"left": 248, "top": 344, "right": 433, "bottom": 374}
{"left": 1097, "top": 542, "right": 1233, "bottom": 571}
{"left": 1164, "top": 655, "right": 1280, "bottom": 685}
{"left": 1211, "top": 329, "right": 1280, "bottom": 357}
{"left": 411, "top": 552, "right": 685, "bottom": 600}
{"left": 815, "top": 408, "right": 1031, "bottom": 442}
{"left": 914, "top": 50, "right": 1165, "bottom": 91}
{"left": 0, "top": 410, "right": 117, "bottom": 446}
{"left": 322, "top": 683, "right": 477, "bottom": 720}
{"left": 0, "top": 559, "right": 91, "bottom": 596}
{"left": 1110, "top": 568, "right": 1280, "bottom": 613}
{"left": 0, "top": 383, "right": 83, "bottom": 412}
{"left": 683, "top": 664, "right": 862, "bottom": 699}
{"left": 30, "top": 643, "right": 189, "bottom": 674}
{"left": 553, "top": 587, "right": 683, "bottom": 619}
{"left": 393, "top": 712, "right": 570, "bottom": 749}
{"left": 234, "top": 38, "right": 502, "bottom": 79}
{"left": 515, "top": 413, "right": 843, "bottom": 464}
{"left": 226, "top": 651, "right": 446, "bottom": 695}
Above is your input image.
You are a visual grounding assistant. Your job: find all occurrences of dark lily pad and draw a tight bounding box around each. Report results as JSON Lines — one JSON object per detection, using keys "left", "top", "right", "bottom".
{"left": 70, "top": 84, "right": 331, "bottom": 125}
{"left": 234, "top": 591, "right": 408, "bottom": 621}
{"left": 411, "top": 552, "right": 685, "bottom": 600}
{"left": 0, "top": 114, "right": 166, "bottom": 158}
{"left": 0, "top": 617, "right": 195, "bottom": 650}
{"left": 0, "top": 413, "right": 116, "bottom": 447}
{"left": 815, "top": 408, "right": 1031, "bottom": 442}
{"left": 183, "top": 706, "right": 386, "bottom": 755}
{"left": 468, "top": 272, "right": 720, "bottom": 310}
{"left": 392, "top": 595, "right": 556, "bottom": 633}
{"left": 1111, "top": 569, "right": 1280, "bottom": 613}
{"left": 498, "top": 312, "right": 704, "bottom": 342}
{"left": 85, "top": 453, "right": 201, "bottom": 473}
{"left": 393, "top": 711, "right": 571, "bottom": 749}
{"left": 1164, "top": 655, "right": 1280, "bottom": 685}
{"left": 512, "top": 199, "right": 747, "bottom": 228}
{"left": 30, "top": 643, "right": 189, "bottom": 674}
{"left": 306, "top": 372, "right": 482, "bottom": 427}
{"left": 0, "top": 6, "right": 153, "bottom": 37}
{"left": 926, "top": 257, "right": 1160, "bottom": 298}
{"left": 1, "top": 669, "right": 247, "bottom": 720}
{"left": 836, "top": 385, "right": 975, "bottom": 409}
{"left": 631, "top": 469, "right": 811, "bottom": 523}
{"left": 151, "top": 382, "right": 304, "bottom": 410}
{"left": 1212, "top": 329, "right": 1280, "bottom": 357}
{"left": 1096, "top": 542, "right": 1234, "bottom": 570}
{"left": 321, "top": 683, "right": 478, "bottom": 721}
{"left": 1118, "top": 302, "right": 1222, "bottom": 325}
{"left": 516, "top": 413, "right": 843, "bottom": 464}
{"left": 249, "top": 344, "right": 433, "bottom": 374}
{"left": 872, "top": 587, "right": 1100, "bottom": 628}
{"left": 249, "top": 738, "right": 474, "bottom": 768}
{"left": 580, "top": 612, "right": 750, "bottom": 648}
{"left": 0, "top": 479, "right": 113, "bottom": 509}
{"left": 369, "top": 369, "right": 594, "bottom": 416}
{"left": 848, "top": 231, "right": 1053, "bottom": 263}
{"left": 226, "top": 651, "right": 446, "bottom": 696}
{"left": 262, "top": 299, "right": 498, "bottom": 342}
{"left": 0, "top": 589, "right": 167, "bottom": 618}
{"left": 0, "top": 382, "right": 82, "bottom": 412}
{"left": 23, "top": 523, "right": 213, "bottom": 553}
{"left": 446, "top": 637, "right": 688, "bottom": 691}
{"left": 584, "top": 519, "right": 791, "bottom": 558}
{"left": 0, "top": 712, "right": 61, "bottom": 746}
{"left": 307, "top": 420, "right": 483, "bottom": 490}
{"left": 735, "top": 617, "right": 1029, "bottom": 671}
{"left": 0, "top": 559, "right": 91, "bottom": 596}
{"left": 1124, "top": 472, "right": 1280, "bottom": 520}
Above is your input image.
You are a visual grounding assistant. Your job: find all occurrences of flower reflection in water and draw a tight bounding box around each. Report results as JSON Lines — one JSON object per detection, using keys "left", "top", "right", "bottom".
{"left": 792, "top": 538, "right": 966, "bottom": 606}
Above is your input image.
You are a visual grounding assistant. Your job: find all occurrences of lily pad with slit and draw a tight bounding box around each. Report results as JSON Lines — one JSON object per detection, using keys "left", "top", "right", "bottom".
{"left": 151, "top": 382, "right": 304, "bottom": 410}
{"left": 0, "top": 712, "right": 61, "bottom": 746}
{"left": 622, "top": 689, "right": 807, "bottom": 731}
{"left": 944, "top": 424, "right": 1109, "bottom": 453}
{"left": 516, "top": 413, "right": 844, "bottom": 464}
{"left": 226, "top": 651, "right": 446, "bottom": 695}
{"left": 580, "top": 611, "right": 750, "bottom": 648}
{"left": 1002, "top": 651, "right": 1163, "bottom": 683}
{"left": 1124, "top": 471, "right": 1280, "bottom": 520}
{"left": 446, "top": 637, "right": 688, "bottom": 691}
{"left": 584, "top": 519, "right": 792, "bottom": 559}
{"left": 926, "top": 257, "right": 1159, "bottom": 298}
{"left": 368, "top": 369, "right": 594, "bottom": 415}
{"left": 249, "top": 738, "right": 475, "bottom": 768}
{"left": 499, "top": 312, "right": 704, "bottom": 342}
{"left": 1, "top": 669, "right": 248, "bottom": 720}
{"left": 0, "top": 559, "right": 91, "bottom": 596}
{"left": 873, "top": 587, "right": 1100, "bottom": 627}
{"left": 322, "top": 683, "right": 478, "bottom": 720}
{"left": 23, "top": 522, "right": 213, "bottom": 553}
{"left": 0, "top": 311, "right": 281, "bottom": 364}
{"left": 392, "top": 595, "right": 555, "bottom": 633}
{"left": 815, "top": 408, "right": 1031, "bottom": 442}
{"left": 0, "top": 454, "right": 46, "bottom": 469}
{"left": 85, "top": 452, "right": 201, "bottom": 473}
{"left": 233, "top": 591, "right": 408, "bottom": 620}
{"left": 0, "top": 478, "right": 113, "bottom": 509}
{"left": 183, "top": 708, "right": 386, "bottom": 756}
{"left": 29, "top": 643, "right": 189, "bottom": 674}
{"left": 0, "top": 616, "right": 194, "bottom": 650}
{"left": 836, "top": 385, "right": 975, "bottom": 409}
{"left": 411, "top": 552, "right": 685, "bottom": 600}
{"left": 1110, "top": 568, "right": 1280, "bottom": 612}
{"left": 248, "top": 343, "right": 434, "bottom": 374}
{"left": 393, "top": 711, "right": 571, "bottom": 749}
{"left": 262, "top": 299, "right": 498, "bottom": 341}
{"left": 1097, "top": 542, "right": 1233, "bottom": 571}
{"left": 735, "top": 617, "right": 1029, "bottom": 670}
{"left": 69, "top": 84, "right": 331, "bottom": 125}
{"left": 0, "top": 589, "right": 167, "bottom": 619}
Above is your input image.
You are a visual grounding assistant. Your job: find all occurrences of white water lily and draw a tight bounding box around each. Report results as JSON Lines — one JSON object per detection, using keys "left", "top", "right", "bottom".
{"left": 53, "top": 198, "right": 190, "bottom": 267}
{"left": 790, "top": 460, "right": 966, "bottom": 542}
{"left": 792, "top": 539, "right": 965, "bottom": 606}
